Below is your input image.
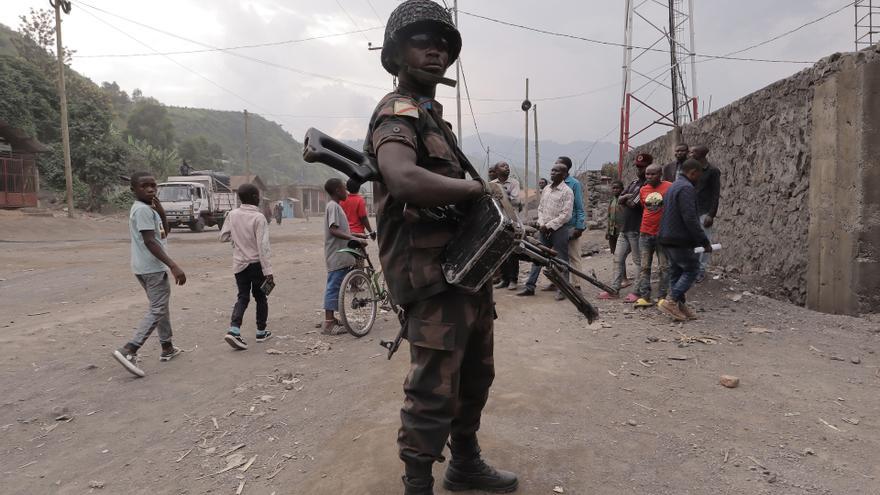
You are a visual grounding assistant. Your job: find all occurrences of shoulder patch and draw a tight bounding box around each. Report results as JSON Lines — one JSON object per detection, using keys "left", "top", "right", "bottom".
{"left": 393, "top": 101, "right": 420, "bottom": 119}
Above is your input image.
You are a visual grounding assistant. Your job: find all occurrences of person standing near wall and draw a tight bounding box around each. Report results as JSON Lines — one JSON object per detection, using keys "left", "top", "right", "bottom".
{"left": 662, "top": 143, "right": 689, "bottom": 182}
{"left": 599, "top": 153, "right": 651, "bottom": 301}
{"left": 492, "top": 162, "right": 522, "bottom": 290}
{"left": 557, "top": 157, "right": 586, "bottom": 291}
{"left": 634, "top": 164, "right": 672, "bottom": 307}
{"left": 657, "top": 159, "right": 713, "bottom": 321}
{"left": 689, "top": 145, "right": 721, "bottom": 282}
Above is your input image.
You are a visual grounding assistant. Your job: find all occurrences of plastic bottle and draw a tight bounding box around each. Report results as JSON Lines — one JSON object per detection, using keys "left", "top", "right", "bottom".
{"left": 693, "top": 243, "right": 722, "bottom": 254}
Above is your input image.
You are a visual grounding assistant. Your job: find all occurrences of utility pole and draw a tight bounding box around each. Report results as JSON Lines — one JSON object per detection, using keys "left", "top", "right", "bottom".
{"left": 244, "top": 110, "right": 251, "bottom": 178}
{"left": 533, "top": 104, "right": 540, "bottom": 198}
{"left": 454, "top": 0, "right": 463, "bottom": 141}
{"left": 523, "top": 78, "right": 530, "bottom": 217}
{"left": 52, "top": 0, "right": 74, "bottom": 218}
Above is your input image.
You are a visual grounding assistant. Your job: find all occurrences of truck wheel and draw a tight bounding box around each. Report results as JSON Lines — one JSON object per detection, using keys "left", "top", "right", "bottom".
{"left": 189, "top": 218, "right": 205, "bottom": 233}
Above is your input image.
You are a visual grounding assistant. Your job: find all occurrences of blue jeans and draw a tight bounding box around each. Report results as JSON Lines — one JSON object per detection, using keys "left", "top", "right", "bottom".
{"left": 665, "top": 247, "right": 700, "bottom": 303}
{"left": 525, "top": 226, "right": 571, "bottom": 290}
{"left": 637, "top": 234, "right": 668, "bottom": 300}
{"left": 611, "top": 231, "right": 641, "bottom": 291}
{"left": 324, "top": 267, "right": 352, "bottom": 311}
{"left": 699, "top": 214, "right": 714, "bottom": 273}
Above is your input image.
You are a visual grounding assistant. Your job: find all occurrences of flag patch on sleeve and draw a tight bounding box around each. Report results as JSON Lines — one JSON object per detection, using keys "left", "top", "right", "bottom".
{"left": 393, "top": 101, "right": 419, "bottom": 119}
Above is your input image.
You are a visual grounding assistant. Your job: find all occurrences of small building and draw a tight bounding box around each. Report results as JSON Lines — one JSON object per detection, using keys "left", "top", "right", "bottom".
{"left": 230, "top": 174, "right": 267, "bottom": 194}
{"left": 0, "top": 120, "right": 47, "bottom": 208}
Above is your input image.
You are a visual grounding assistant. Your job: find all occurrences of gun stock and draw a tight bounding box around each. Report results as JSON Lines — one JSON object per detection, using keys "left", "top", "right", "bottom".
{"left": 302, "top": 128, "right": 380, "bottom": 192}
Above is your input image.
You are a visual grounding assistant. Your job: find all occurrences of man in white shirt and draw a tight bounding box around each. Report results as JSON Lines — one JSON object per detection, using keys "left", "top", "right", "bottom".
{"left": 517, "top": 163, "right": 573, "bottom": 299}
{"left": 491, "top": 162, "right": 522, "bottom": 289}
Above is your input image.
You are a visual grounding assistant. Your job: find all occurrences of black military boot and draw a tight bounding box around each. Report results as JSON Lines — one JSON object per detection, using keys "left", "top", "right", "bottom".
{"left": 402, "top": 475, "right": 434, "bottom": 495}
{"left": 443, "top": 437, "right": 518, "bottom": 493}
{"left": 402, "top": 461, "right": 434, "bottom": 495}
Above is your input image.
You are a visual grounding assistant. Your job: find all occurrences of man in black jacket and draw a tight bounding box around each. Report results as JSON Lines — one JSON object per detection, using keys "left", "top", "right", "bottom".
{"left": 657, "top": 159, "right": 713, "bottom": 321}
{"left": 690, "top": 145, "right": 721, "bottom": 281}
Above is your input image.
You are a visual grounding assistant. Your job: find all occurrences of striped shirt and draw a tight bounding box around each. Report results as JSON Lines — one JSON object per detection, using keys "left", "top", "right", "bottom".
{"left": 537, "top": 182, "right": 574, "bottom": 231}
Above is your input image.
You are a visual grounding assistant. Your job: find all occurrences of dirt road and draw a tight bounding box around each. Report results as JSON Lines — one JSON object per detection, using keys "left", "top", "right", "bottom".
{"left": 1, "top": 210, "right": 878, "bottom": 494}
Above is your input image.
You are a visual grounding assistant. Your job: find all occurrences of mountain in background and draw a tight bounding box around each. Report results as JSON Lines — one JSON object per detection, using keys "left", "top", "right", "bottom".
{"left": 342, "top": 131, "right": 617, "bottom": 185}
{"left": 166, "top": 107, "right": 336, "bottom": 185}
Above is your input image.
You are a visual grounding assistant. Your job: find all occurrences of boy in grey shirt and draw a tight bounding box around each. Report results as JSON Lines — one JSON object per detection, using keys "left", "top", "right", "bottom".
{"left": 322, "top": 179, "right": 368, "bottom": 334}
{"left": 112, "top": 172, "right": 187, "bottom": 377}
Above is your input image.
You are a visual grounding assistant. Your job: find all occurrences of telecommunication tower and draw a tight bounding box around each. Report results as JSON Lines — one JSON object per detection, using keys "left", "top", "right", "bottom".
{"left": 618, "top": 0, "right": 698, "bottom": 177}
{"left": 855, "top": 0, "right": 879, "bottom": 50}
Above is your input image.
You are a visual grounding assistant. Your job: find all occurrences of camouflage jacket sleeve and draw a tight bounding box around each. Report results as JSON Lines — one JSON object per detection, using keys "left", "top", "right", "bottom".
{"left": 371, "top": 96, "right": 421, "bottom": 153}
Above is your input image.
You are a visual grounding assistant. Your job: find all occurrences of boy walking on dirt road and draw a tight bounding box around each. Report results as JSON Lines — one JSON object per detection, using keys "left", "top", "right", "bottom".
{"left": 112, "top": 172, "right": 187, "bottom": 377}
{"left": 657, "top": 159, "right": 713, "bottom": 321}
{"left": 220, "top": 183, "right": 274, "bottom": 350}
{"left": 322, "top": 179, "right": 367, "bottom": 335}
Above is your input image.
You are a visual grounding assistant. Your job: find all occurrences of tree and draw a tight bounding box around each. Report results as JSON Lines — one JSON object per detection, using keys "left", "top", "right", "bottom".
{"left": 178, "top": 136, "right": 224, "bottom": 170}
{"left": 126, "top": 100, "right": 175, "bottom": 149}
{"left": 0, "top": 55, "right": 59, "bottom": 143}
{"left": 12, "top": 8, "right": 74, "bottom": 74}
{"left": 600, "top": 161, "right": 618, "bottom": 178}
{"left": 101, "top": 81, "right": 130, "bottom": 109}
{"left": 127, "top": 136, "right": 180, "bottom": 180}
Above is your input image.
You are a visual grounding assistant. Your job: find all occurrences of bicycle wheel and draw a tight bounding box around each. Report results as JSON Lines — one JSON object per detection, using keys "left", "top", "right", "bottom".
{"left": 339, "top": 269, "right": 377, "bottom": 337}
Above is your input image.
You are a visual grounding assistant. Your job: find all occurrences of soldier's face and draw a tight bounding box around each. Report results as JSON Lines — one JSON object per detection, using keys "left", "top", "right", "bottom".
{"left": 402, "top": 32, "right": 450, "bottom": 75}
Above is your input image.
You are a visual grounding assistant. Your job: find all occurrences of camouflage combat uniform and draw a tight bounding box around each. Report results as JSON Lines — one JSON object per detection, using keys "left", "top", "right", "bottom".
{"left": 364, "top": 87, "right": 495, "bottom": 468}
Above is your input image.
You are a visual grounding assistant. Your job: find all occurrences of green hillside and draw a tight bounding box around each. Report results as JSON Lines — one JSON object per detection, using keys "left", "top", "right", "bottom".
{"left": 1, "top": 14, "right": 336, "bottom": 213}
{"left": 166, "top": 107, "right": 336, "bottom": 185}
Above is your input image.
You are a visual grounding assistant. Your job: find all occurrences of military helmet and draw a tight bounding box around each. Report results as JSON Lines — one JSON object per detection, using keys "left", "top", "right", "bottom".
{"left": 381, "top": 0, "right": 462, "bottom": 76}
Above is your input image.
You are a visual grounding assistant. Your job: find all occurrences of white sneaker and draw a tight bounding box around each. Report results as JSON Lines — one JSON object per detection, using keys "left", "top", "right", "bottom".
{"left": 113, "top": 348, "right": 145, "bottom": 377}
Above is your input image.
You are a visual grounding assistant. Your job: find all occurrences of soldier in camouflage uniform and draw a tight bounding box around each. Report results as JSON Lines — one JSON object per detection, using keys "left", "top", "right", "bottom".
{"left": 364, "top": 1, "right": 519, "bottom": 494}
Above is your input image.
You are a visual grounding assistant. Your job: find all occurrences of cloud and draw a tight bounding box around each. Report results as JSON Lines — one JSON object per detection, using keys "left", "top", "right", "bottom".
{"left": 1, "top": 0, "right": 859, "bottom": 165}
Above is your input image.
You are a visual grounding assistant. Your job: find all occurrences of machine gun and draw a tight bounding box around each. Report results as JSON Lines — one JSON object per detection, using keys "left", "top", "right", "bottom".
{"left": 303, "top": 128, "right": 608, "bottom": 358}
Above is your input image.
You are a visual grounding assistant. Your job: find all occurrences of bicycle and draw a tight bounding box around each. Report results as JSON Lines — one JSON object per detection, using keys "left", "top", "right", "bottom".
{"left": 337, "top": 240, "right": 399, "bottom": 337}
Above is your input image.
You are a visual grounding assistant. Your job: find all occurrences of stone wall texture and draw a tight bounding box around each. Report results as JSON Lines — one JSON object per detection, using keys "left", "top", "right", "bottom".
{"left": 621, "top": 47, "right": 880, "bottom": 314}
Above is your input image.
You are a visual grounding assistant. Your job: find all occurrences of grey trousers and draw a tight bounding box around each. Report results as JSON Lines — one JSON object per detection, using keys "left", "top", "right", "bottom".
{"left": 130, "top": 271, "right": 173, "bottom": 348}
{"left": 611, "top": 231, "right": 641, "bottom": 291}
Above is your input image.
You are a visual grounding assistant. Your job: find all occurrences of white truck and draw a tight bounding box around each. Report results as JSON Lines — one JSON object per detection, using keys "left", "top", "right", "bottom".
{"left": 157, "top": 175, "right": 238, "bottom": 232}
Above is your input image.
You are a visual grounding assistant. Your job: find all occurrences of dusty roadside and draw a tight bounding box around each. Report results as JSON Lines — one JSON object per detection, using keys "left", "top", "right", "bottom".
{"left": 1, "top": 211, "right": 878, "bottom": 494}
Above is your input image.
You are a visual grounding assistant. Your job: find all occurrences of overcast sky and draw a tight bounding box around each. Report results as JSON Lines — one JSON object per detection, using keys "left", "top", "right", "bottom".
{"left": 2, "top": 0, "right": 859, "bottom": 164}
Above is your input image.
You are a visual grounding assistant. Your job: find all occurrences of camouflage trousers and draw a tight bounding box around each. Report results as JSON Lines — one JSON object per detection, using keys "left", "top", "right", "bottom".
{"left": 398, "top": 285, "right": 495, "bottom": 468}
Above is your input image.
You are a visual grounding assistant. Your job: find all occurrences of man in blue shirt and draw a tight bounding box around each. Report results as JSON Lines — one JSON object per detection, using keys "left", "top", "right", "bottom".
{"left": 558, "top": 157, "right": 586, "bottom": 290}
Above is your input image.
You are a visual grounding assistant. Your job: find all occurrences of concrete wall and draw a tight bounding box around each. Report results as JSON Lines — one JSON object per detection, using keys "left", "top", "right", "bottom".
{"left": 623, "top": 47, "right": 880, "bottom": 314}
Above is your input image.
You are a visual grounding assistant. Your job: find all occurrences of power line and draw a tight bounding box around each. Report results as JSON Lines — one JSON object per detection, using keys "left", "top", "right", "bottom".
{"left": 457, "top": 57, "right": 487, "bottom": 153}
{"left": 77, "top": 1, "right": 390, "bottom": 92}
{"left": 74, "top": 2, "right": 643, "bottom": 105}
{"left": 458, "top": 10, "right": 818, "bottom": 64}
{"left": 363, "top": 0, "right": 384, "bottom": 24}
{"left": 74, "top": 27, "right": 384, "bottom": 58}
{"left": 77, "top": 6, "right": 270, "bottom": 114}
{"left": 718, "top": 1, "right": 854, "bottom": 59}
{"left": 334, "top": 0, "right": 371, "bottom": 43}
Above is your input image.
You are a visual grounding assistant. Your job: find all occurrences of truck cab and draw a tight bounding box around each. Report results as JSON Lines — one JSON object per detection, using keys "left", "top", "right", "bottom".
{"left": 158, "top": 175, "right": 238, "bottom": 232}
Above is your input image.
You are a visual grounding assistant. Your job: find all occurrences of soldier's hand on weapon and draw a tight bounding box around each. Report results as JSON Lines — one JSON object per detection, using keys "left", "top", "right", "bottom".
{"left": 481, "top": 181, "right": 506, "bottom": 202}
